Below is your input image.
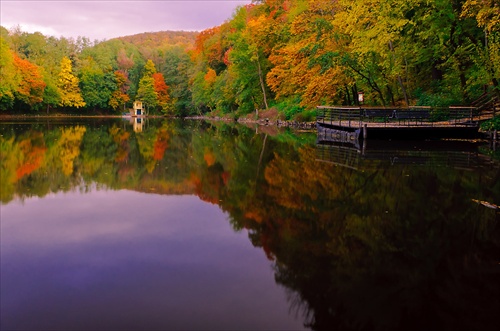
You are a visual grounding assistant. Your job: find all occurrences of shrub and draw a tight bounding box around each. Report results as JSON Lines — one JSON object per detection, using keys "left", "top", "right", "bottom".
{"left": 480, "top": 116, "right": 500, "bottom": 131}
{"left": 273, "top": 96, "right": 306, "bottom": 120}
{"left": 414, "top": 90, "right": 462, "bottom": 108}
{"left": 292, "top": 109, "right": 316, "bottom": 122}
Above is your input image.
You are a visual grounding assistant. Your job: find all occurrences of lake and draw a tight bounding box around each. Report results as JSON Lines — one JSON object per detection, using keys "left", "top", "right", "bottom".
{"left": 1, "top": 118, "right": 499, "bottom": 331}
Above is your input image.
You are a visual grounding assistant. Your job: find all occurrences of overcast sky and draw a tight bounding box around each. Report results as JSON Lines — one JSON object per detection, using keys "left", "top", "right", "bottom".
{"left": 1, "top": 0, "right": 252, "bottom": 41}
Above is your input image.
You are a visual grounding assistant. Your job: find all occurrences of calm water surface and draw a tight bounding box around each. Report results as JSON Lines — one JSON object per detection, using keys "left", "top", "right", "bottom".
{"left": 1, "top": 118, "right": 499, "bottom": 331}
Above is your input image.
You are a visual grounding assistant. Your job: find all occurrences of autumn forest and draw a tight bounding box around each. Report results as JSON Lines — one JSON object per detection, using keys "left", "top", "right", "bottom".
{"left": 0, "top": 0, "right": 499, "bottom": 120}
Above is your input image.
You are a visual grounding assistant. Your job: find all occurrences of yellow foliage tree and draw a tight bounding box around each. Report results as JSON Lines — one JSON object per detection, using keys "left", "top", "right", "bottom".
{"left": 333, "top": 0, "right": 413, "bottom": 105}
{"left": 462, "top": 0, "right": 500, "bottom": 32}
{"left": 267, "top": 0, "right": 352, "bottom": 107}
{"left": 57, "top": 56, "right": 85, "bottom": 108}
{"left": 0, "top": 39, "right": 18, "bottom": 110}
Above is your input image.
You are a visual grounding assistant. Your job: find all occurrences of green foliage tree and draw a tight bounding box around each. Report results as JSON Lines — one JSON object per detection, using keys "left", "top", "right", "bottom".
{"left": 228, "top": 5, "right": 273, "bottom": 112}
{"left": 137, "top": 59, "right": 158, "bottom": 111}
{"left": 191, "top": 66, "right": 216, "bottom": 112}
{"left": 161, "top": 46, "right": 194, "bottom": 115}
{"left": 79, "top": 57, "right": 116, "bottom": 110}
{"left": 41, "top": 73, "right": 61, "bottom": 113}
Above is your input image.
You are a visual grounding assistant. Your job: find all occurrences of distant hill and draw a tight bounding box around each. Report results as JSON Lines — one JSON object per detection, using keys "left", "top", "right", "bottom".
{"left": 114, "top": 31, "right": 199, "bottom": 48}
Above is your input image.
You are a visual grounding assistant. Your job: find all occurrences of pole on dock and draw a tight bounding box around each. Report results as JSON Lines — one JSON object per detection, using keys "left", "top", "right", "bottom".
{"left": 363, "top": 124, "right": 368, "bottom": 140}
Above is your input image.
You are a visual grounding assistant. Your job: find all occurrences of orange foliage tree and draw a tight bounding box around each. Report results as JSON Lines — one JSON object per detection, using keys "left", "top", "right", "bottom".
{"left": 12, "top": 52, "right": 46, "bottom": 108}
{"left": 152, "top": 72, "right": 170, "bottom": 113}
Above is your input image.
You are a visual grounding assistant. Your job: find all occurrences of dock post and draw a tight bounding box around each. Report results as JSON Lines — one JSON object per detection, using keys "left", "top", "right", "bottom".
{"left": 363, "top": 124, "right": 368, "bottom": 140}
{"left": 362, "top": 135, "right": 366, "bottom": 156}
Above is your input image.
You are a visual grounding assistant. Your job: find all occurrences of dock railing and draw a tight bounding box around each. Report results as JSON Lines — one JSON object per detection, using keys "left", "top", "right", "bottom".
{"left": 448, "top": 106, "right": 479, "bottom": 126}
{"left": 316, "top": 106, "right": 363, "bottom": 128}
{"left": 317, "top": 105, "right": 482, "bottom": 128}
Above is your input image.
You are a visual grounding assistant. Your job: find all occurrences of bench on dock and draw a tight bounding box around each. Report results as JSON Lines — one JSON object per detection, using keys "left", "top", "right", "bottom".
{"left": 394, "top": 106, "right": 431, "bottom": 125}
{"left": 363, "top": 108, "right": 396, "bottom": 123}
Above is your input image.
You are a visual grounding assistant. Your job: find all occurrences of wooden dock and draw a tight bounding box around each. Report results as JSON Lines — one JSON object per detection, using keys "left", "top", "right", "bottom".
{"left": 316, "top": 106, "right": 492, "bottom": 140}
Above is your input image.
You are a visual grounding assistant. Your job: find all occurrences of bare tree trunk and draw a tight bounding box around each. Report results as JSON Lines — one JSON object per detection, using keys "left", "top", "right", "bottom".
{"left": 397, "top": 75, "right": 409, "bottom": 106}
{"left": 345, "top": 85, "right": 351, "bottom": 105}
{"left": 389, "top": 41, "right": 409, "bottom": 106}
{"left": 256, "top": 54, "right": 269, "bottom": 110}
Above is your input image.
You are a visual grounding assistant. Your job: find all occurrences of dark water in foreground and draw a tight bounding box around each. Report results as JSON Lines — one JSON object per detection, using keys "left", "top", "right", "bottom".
{"left": 1, "top": 118, "right": 499, "bottom": 331}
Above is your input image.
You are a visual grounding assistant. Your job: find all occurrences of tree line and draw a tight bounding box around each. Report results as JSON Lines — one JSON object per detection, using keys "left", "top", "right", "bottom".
{"left": 0, "top": 0, "right": 498, "bottom": 119}
{"left": 0, "top": 27, "right": 196, "bottom": 115}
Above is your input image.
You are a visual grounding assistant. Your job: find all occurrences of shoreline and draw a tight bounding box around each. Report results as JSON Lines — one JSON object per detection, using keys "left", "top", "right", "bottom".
{"left": 0, "top": 114, "right": 316, "bottom": 128}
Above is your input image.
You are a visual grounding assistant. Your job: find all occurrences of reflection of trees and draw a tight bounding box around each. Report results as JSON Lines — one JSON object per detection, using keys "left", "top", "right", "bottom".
{"left": 136, "top": 128, "right": 159, "bottom": 173}
{"left": 15, "top": 132, "right": 47, "bottom": 179}
{"left": 58, "top": 126, "right": 86, "bottom": 176}
{"left": 1, "top": 131, "right": 47, "bottom": 202}
{"left": 1, "top": 119, "right": 499, "bottom": 330}
{"left": 245, "top": 146, "right": 500, "bottom": 331}
{"left": 0, "top": 120, "right": 193, "bottom": 201}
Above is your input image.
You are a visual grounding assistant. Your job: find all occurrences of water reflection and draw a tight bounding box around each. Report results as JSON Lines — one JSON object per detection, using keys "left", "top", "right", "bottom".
{"left": 316, "top": 139, "right": 495, "bottom": 169}
{"left": 2, "top": 191, "right": 301, "bottom": 330}
{"left": 1, "top": 118, "right": 499, "bottom": 330}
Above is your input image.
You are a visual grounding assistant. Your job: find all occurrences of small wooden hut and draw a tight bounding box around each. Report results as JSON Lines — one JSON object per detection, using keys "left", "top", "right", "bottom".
{"left": 132, "top": 101, "right": 144, "bottom": 117}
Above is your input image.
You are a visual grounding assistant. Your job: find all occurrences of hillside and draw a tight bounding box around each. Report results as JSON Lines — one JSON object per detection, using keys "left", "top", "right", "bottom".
{"left": 115, "top": 30, "right": 198, "bottom": 48}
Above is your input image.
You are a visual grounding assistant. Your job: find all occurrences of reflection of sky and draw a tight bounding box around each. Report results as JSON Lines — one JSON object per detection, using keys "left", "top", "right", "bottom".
{"left": 1, "top": 190, "right": 305, "bottom": 330}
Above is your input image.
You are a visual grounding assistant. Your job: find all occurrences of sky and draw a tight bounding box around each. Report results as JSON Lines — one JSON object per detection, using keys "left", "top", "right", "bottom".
{"left": 1, "top": 0, "right": 252, "bottom": 41}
